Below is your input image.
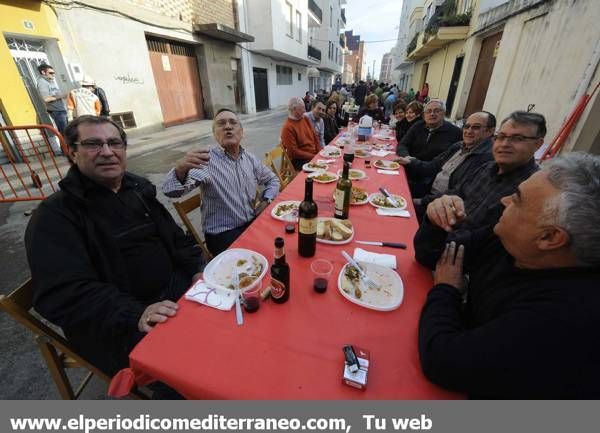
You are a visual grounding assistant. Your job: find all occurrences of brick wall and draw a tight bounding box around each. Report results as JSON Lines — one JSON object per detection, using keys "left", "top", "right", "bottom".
{"left": 123, "top": 0, "right": 235, "bottom": 26}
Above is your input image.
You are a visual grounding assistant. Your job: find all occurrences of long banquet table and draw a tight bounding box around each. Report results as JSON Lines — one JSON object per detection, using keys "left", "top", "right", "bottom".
{"left": 109, "top": 129, "right": 462, "bottom": 399}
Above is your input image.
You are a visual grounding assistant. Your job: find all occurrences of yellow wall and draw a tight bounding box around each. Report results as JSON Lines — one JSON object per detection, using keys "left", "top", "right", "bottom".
{"left": 411, "top": 40, "right": 466, "bottom": 102}
{"left": 0, "top": 1, "right": 62, "bottom": 125}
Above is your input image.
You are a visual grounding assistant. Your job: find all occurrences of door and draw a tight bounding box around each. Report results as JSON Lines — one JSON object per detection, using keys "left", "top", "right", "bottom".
{"left": 464, "top": 32, "right": 503, "bottom": 117}
{"left": 446, "top": 56, "right": 464, "bottom": 114}
{"left": 6, "top": 37, "right": 53, "bottom": 126}
{"left": 146, "top": 36, "right": 204, "bottom": 127}
{"left": 253, "top": 68, "right": 269, "bottom": 112}
{"left": 419, "top": 62, "right": 429, "bottom": 92}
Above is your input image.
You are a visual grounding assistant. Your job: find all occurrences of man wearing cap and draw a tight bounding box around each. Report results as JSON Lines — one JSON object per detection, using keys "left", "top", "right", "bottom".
{"left": 67, "top": 76, "right": 101, "bottom": 121}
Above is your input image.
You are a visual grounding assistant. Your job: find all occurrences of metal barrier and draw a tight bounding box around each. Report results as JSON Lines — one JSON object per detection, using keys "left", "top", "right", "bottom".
{"left": 0, "top": 124, "right": 69, "bottom": 203}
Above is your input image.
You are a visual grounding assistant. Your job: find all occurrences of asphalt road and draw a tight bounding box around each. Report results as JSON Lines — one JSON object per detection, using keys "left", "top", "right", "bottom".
{"left": 0, "top": 111, "right": 287, "bottom": 399}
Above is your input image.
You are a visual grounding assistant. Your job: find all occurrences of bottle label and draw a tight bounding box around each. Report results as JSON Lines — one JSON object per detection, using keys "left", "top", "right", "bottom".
{"left": 299, "top": 217, "right": 317, "bottom": 234}
{"left": 334, "top": 188, "right": 347, "bottom": 215}
{"left": 270, "top": 277, "right": 286, "bottom": 299}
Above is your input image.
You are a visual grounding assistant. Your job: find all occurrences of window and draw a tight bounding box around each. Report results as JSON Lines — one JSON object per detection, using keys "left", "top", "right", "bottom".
{"left": 298, "top": 72, "right": 302, "bottom": 81}
{"left": 330, "top": 6, "right": 333, "bottom": 27}
{"left": 276, "top": 65, "right": 292, "bottom": 85}
{"left": 296, "top": 11, "right": 302, "bottom": 42}
{"left": 286, "top": 2, "right": 293, "bottom": 37}
{"left": 328, "top": 42, "right": 332, "bottom": 60}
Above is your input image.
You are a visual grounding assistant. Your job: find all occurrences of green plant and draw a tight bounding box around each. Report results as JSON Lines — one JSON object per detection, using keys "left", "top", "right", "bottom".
{"left": 406, "top": 33, "right": 419, "bottom": 56}
{"left": 424, "top": 0, "right": 471, "bottom": 39}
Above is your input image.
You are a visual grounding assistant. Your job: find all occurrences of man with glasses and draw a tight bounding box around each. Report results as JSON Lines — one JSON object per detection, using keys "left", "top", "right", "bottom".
{"left": 25, "top": 115, "right": 205, "bottom": 377}
{"left": 396, "top": 99, "right": 462, "bottom": 161}
{"left": 36, "top": 64, "right": 69, "bottom": 135}
{"left": 397, "top": 112, "right": 495, "bottom": 214}
{"left": 163, "top": 108, "right": 280, "bottom": 255}
{"left": 305, "top": 100, "right": 326, "bottom": 148}
{"left": 414, "top": 111, "right": 545, "bottom": 269}
{"left": 281, "top": 97, "right": 321, "bottom": 170}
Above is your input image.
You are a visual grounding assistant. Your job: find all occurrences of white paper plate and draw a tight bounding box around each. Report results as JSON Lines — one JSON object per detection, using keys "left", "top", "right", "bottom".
{"left": 337, "top": 168, "right": 366, "bottom": 180}
{"left": 270, "top": 200, "right": 300, "bottom": 221}
{"left": 302, "top": 162, "right": 329, "bottom": 172}
{"left": 308, "top": 171, "right": 339, "bottom": 183}
{"left": 373, "top": 160, "right": 401, "bottom": 170}
{"left": 368, "top": 192, "right": 408, "bottom": 210}
{"left": 203, "top": 248, "right": 268, "bottom": 292}
{"left": 354, "top": 149, "right": 371, "bottom": 159}
{"left": 337, "top": 262, "right": 404, "bottom": 311}
{"left": 316, "top": 217, "right": 354, "bottom": 245}
{"left": 331, "top": 187, "right": 369, "bottom": 205}
{"left": 320, "top": 146, "right": 342, "bottom": 158}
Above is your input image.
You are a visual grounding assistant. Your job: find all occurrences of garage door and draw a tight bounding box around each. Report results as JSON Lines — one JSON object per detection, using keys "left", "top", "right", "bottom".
{"left": 146, "top": 36, "right": 204, "bottom": 127}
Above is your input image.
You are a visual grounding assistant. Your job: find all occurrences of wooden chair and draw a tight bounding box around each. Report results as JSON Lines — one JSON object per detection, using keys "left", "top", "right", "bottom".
{"left": 172, "top": 193, "right": 213, "bottom": 260}
{"left": 0, "top": 279, "right": 142, "bottom": 399}
{"left": 265, "top": 143, "right": 296, "bottom": 191}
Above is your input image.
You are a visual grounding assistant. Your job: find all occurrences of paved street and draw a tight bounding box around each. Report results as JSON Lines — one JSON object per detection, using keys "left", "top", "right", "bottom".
{"left": 0, "top": 109, "right": 287, "bottom": 399}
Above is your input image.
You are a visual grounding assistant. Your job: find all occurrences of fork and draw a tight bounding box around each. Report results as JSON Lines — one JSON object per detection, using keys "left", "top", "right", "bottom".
{"left": 341, "top": 251, "right": 381, "bottom": 290}
{"left": 231, "top": 268, "right": 244, "bottom": 325}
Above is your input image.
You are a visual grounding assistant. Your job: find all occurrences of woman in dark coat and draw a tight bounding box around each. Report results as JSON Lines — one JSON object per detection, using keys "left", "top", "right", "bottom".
{"left": 324, "top": 100, "right": 340, "bottom": 145}
{"left": 396, "top": 100, "right": 424, "bottom": 143}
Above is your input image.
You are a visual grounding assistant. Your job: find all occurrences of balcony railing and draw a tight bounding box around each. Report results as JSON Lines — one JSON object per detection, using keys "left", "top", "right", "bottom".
{"left": 308, "top": 0, "right": 323, "bottom": 23}
{"left": 308, "top": 44, "right": 322, "bottom": 61}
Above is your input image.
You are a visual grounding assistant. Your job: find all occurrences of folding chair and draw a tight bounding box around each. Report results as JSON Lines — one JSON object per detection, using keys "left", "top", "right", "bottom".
{"left": 172, "top": 193, "right": 213, "bottom": 260}
{"left": 0, "top": 279, "right": 147, "bottom": 399}
{"left": 265, "top": 143, "right": 297, "bottom": 191}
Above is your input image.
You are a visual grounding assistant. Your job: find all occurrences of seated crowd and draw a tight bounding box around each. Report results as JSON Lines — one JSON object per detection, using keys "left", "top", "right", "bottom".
{"left": 23, "top": 81, "right": 600, "bottom": 399}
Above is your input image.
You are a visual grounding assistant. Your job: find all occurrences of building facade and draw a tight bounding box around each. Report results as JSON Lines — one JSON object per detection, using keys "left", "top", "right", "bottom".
{"left": 1, "top": 0, "right": 253, "bottom": 137}
{"left": 343, "top": 30, "right": 366, "bottom": 83}
{"left": 379, "top": 52, "right": 393, "bottom": 83}
{"left": 390, "top": 0, "right": 419, "bottom": 90}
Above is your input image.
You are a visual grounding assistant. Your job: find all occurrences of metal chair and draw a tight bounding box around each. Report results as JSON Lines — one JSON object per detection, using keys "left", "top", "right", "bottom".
{"left": 264, "top": 142, "right": 297, "bottom": 191}
{"left": 0, "top": 279, "right": 147, "bottom": 399}
{"left": 172, "top": 193, "right": 213, "bottom": 260}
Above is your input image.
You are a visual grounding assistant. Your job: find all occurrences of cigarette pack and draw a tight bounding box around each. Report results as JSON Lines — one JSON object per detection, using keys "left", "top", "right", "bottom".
{"left": 342, "top": 346, "right": 370, "bottom": 390}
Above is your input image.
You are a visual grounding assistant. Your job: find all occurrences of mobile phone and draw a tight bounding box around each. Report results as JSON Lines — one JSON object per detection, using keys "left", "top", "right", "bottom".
{"left": 343, "top": 345, "right": 360, "bottom": 373}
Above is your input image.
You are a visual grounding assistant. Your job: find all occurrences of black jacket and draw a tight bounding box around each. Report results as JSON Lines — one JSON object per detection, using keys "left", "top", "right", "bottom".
{"left": 25, "top": 166, "right": 204, "bottom": 375}
{"left": 324, "top": 114, "right": 339, "bottom": 145}
{"left": 419, "top": 229, "right": 600, "bottom": 398}
{"left": 410, "top": 137, "right": 494, "bottom": 203}
{"left": 395, "top": 116, "right": 422, "bottom": 143}
{"left": 93, "top": 87, "right": 110, "bottom": 116}
{"left": 396, "top": 120, "right": 462, "bottom": 161}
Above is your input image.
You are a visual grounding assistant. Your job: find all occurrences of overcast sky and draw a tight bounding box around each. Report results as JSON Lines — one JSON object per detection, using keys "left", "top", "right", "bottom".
{"left": 344, "top": 0, "right": 404, "bottom": 79}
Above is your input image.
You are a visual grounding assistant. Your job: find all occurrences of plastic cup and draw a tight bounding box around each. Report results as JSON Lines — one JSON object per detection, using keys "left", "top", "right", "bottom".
{"left": 311, "top": 259, "right": 333, "bottom": 294}
{"left": 242, "top": 280, "right": 262, "bottom": 313}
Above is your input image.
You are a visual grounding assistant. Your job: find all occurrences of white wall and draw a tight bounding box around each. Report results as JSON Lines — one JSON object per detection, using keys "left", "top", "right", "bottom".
{"left": 312, "top": 0, "right": 343, "bottom": 74}
{"left": 58, "top": 7, "right": 166, "bottom": 131}
{"left": 251, "top": 53, "right": 308, "bottom": 109}
{"left": 483, "top": 0, "right": 600, "bottom": 143}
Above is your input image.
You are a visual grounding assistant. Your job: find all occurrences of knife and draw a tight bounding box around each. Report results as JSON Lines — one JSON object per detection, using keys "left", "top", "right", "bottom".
{"left": 231, "top": 268, "right": 244, "bottom": 326}
{"left": 378, "top": 187, "right": 400, "bottom": 207}
{"left": 356, "top": 240, "right": 407, "bottom": 249}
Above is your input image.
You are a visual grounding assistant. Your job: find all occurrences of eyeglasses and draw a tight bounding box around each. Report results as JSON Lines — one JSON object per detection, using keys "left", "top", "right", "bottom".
{"left": 215, "top": 119, "right": 240, "bottom": 128}
{"left": 494, "top": 133, "right": 540, "bottom": 144}
{"left": 424, "top": 108, "right": 443, "bottom": 115}
{"left": 463, "top": 124, "right": 484, "bottom": 131}
{"left": 76, "top": 139, "right": 125, "bottom": 152}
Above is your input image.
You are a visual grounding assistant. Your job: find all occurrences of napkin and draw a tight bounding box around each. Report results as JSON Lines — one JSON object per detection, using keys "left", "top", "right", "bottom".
{"left": 371, "top": 150, "right": 393, "bottom": 157}
{"left": 185, "top": 280, "right": 237, "bottom": 311}
{"left": 376, "top": 208, "right": 411, "bottom": 218}
{"left": 353, "top": 248, "right": 397, "bottom": 269}
{"left": 377, "top": 169, "right": 400, "bottom": 175}
{"left": 317, "top": 159, "right": 335, "bottom": 164}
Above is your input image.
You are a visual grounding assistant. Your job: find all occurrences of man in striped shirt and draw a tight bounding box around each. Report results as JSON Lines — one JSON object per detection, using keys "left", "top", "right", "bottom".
{"left": 162, "top": 109, "right": 280, "bottom": 255}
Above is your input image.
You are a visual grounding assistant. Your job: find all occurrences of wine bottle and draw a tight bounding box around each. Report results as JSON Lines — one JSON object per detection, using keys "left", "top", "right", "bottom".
{"left": 334, "top": 162, "right": 352, "bottom": 219}
{"left": 270, "top": 237, "right": 290, "bottom": 304}
{"left": 298, "top": 177, "right": 318, "bottom": 257}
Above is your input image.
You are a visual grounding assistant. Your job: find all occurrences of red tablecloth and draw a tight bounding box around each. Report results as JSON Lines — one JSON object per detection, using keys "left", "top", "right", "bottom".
{"left": 110, "top": 132, "right": 462, "bottom": 399}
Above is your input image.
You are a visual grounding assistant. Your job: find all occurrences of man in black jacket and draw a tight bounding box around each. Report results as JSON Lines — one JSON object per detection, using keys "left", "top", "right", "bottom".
{"left": 396, "top": 99, "right": 462, "bottom": 161}
{"left": 418, "top": 153, "right": 600, "bottom": 398}
{"left": 397, "top": 111, "right": 495, "bottom": 201}
{"left": 25, "top": 116, "right": 205, "bottom": 376}
{"left": 414, "top": 111, "right": 546, "bottom": 269}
